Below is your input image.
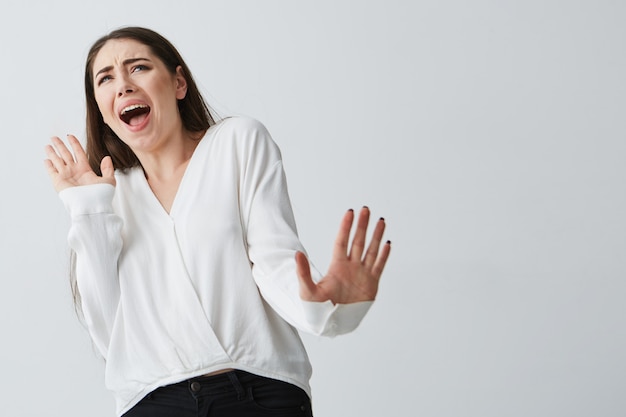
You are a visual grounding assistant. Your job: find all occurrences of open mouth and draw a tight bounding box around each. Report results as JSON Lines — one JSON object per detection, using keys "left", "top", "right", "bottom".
{"left": 120, "top": 104, "right": 151, "bottom": 126}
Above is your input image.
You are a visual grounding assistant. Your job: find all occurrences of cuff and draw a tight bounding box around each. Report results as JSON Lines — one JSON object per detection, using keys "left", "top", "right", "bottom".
{"left": 59, "top": 184, "right": 116, "bottom": 217}
{"left": 302, "top": 299, "right": 373, "bottom": 337}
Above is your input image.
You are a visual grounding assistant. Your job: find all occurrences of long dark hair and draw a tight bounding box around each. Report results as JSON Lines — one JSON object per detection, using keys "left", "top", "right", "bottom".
{"left": 84, "top": 26, "right": 217, "bottom": 174}
{"left": 72, "top": 27, "right": 218, "bottom": 315}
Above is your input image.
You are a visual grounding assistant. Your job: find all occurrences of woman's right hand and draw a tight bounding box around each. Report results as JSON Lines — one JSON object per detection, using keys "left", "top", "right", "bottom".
{"left": 44, "top": 135, "right": 116, "bottom": 193}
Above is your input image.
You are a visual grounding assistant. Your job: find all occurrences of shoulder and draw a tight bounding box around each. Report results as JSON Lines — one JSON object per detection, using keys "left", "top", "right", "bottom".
{"left": 213, "top": 116, "right": 272, "bottom": 141}
{"left": 211, "top": 116, "right": 281, "bottom": 158}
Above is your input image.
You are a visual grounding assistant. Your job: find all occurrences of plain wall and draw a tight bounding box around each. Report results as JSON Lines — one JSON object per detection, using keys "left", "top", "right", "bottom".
{"left": 1, "top": 1, "right": 624, "bottom": 416}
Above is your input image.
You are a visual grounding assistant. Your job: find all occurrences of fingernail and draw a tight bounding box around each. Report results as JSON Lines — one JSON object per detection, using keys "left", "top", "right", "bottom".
{"left": 379, "top": 217, "right": 385, "bottom": 221}
{"left": 363, "top": 205, "right": 369, "bottom": 209}
{"left": 348, "top": 208, "right": 354, "bottom": 212}
{"left": 386, "top": 240, "right": 391, "bottom": 245}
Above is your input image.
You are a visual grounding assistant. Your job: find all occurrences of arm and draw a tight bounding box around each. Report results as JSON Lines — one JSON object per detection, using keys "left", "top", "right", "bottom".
{"left": 60, "top": 184, "right": 122, "bottom": 357}
{"left": 45, "top": 136, "right": 122, "bottom": 357}
{"left": 237, "top": 119, "right": 390, "bottom": 336}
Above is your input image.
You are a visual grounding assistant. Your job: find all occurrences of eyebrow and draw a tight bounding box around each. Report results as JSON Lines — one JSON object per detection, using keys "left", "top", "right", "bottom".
{"left": 94, "top": 57, "right": 152, "bottom": 79}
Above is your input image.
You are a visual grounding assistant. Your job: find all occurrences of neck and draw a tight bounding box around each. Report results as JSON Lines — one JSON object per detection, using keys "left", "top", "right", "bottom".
{"left": 136, "top": 129, "right": 202, "bottom": 182}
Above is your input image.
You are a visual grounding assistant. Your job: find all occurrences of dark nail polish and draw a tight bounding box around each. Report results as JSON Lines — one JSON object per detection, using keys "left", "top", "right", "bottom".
{"left": 380, "top": 217, "right": 385, "bottom": 221}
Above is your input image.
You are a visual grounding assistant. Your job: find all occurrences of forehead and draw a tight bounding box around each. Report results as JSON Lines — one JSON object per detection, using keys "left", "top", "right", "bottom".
{"left": 92, "top": 39, "right": 154, "bottom": 72}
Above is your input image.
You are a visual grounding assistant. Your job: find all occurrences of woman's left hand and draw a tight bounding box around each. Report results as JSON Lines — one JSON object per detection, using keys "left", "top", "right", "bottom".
{"left": 296, "top": 207, "right": 391, "bottom": 304}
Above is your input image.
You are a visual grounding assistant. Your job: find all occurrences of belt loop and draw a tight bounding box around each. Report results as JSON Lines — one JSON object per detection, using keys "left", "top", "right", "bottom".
{"left": 227, "top": 371, "right": 245, "bottom": 401}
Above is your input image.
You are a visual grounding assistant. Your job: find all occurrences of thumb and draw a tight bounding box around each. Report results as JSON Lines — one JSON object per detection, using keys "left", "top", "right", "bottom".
{"left": 100, "top": 156, "right": 116, "bottom": 185}
{"left": 295, "top": 251, "right": 318, "bottom": 301}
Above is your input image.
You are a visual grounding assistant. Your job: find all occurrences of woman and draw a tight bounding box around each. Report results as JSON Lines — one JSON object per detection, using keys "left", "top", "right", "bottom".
{"left": 44, "top": 27, "right": 390, "bottom": 417}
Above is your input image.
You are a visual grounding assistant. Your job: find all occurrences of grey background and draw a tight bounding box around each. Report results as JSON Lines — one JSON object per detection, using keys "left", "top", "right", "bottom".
{"left": 1, "top": 1, "right": 625, "bottom": 416}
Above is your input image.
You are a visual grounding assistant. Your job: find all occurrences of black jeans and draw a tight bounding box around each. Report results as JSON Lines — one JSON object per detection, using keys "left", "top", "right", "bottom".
{"left": 123, "top": 370, "right": 313, "bottom": 417}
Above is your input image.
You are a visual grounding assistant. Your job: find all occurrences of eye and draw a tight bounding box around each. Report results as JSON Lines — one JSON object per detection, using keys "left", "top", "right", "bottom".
{"left": 132, "top": 64, "right": 149, "bottom": 73}
{"left": 97, "top": 75, "right": 112, "bottom": 86}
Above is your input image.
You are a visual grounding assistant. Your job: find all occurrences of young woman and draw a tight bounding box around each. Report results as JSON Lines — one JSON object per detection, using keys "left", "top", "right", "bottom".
{"left": 44, "top": 27, "right": 390, "bottom": 417}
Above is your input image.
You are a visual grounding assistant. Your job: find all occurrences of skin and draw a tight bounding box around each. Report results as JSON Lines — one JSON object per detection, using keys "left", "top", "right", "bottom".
{"left": 44, "top": 38, "right": 390, "bottom": 311}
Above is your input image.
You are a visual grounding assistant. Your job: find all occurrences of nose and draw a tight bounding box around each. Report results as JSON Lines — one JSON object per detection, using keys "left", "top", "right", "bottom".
{"left": 117, "top": 86, "right": 134, "bottom": 97}
{"left": 116, "top": 77, "right": 135, "bottom": 97}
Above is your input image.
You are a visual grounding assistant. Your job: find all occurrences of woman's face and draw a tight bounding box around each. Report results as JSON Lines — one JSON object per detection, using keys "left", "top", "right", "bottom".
{"left": 92, "top": 38, "right": 188, "bottom": 154}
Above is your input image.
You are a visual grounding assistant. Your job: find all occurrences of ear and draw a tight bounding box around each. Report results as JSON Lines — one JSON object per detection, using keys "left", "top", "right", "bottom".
{"left": 174, "top": 65, "right": 188, "bottom": 100}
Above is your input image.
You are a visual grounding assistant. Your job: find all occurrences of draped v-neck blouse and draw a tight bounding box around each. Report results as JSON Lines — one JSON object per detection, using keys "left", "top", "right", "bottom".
{"left": 59, "top": 117, "right": 372, "bottom": 416}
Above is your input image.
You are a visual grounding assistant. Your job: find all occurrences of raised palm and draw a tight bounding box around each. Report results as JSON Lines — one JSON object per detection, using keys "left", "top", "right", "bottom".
{"left": 296, "top": 207, "right": 391, "bottom": 304}
{"left": 44, "top": 135, "right": 115, "bottom": 192}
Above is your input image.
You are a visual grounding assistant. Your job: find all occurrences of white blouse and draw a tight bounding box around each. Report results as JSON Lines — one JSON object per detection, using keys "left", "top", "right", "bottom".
{"left": 59, "top": 117, "right": 372, "bottom": 416}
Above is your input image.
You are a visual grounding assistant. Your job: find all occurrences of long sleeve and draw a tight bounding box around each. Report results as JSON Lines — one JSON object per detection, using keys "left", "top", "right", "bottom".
{"left": 54, "top": 118, "right": 376, "bottom": 415}
{"left": 59, "top": 183, "right": 123, "bottom": 357}
{"left": 236, "top": 119, "right": 373, "bottom": 337}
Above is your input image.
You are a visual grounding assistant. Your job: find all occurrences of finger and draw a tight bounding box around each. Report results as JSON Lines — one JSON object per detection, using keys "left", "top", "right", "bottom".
{"left": 332, "top": 209, "right": 355, "bottom": 259}
{"left": 44, "top": 143, "right": 67, "bottom": 170}
{"left": 43, "top": 158, "right": 58, "bottom": 176}
{"left": 100, "top": 156, "right": 117, "bottom": 186}
{"left": 372, "top": 240, "right": 392, "bottom": 281}
{"left": 364, "top": 217, "right": 386, "bottom": 268}
{"left": 349, "top": 206, "right": 370, "bottom": 260}
{"left": 51, "top": 136, "right": 76, "bottom": 165}
{"left": 100, "top": 156, "right": 114, "bottom": 179}
{"left": 295, "top": 251, "right": 319, "bottom": 301}
{"left": 67, "top": 134, "right": 89, "bottom": 165}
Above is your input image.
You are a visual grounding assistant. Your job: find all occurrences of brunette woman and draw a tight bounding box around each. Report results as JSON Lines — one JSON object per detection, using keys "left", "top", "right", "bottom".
{"left": 44, "top": 27, "right": 390, "bottom": 417}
